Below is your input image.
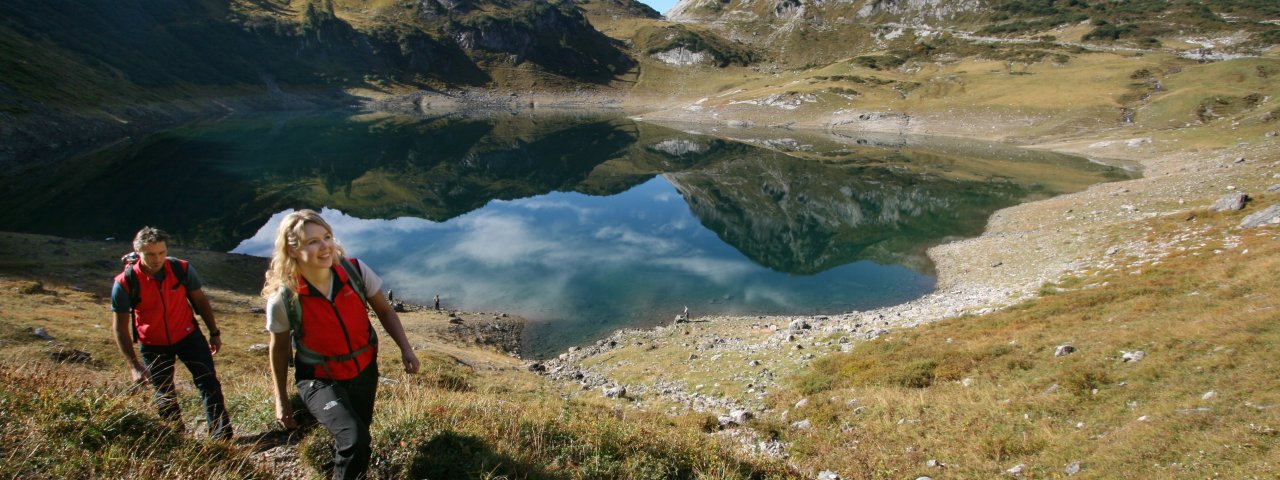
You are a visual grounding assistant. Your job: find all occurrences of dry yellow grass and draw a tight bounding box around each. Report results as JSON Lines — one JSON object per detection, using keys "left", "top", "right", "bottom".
{"left": 0, "top": 232, "right": 792, "bottom": 478}
{"left": 777, "top": 198, "right": 1280, "bottom": 478}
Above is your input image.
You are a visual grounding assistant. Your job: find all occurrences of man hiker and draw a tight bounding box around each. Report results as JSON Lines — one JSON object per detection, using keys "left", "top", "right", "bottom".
{"left": 111, "top": 226, "right": 233, "bottom": 440}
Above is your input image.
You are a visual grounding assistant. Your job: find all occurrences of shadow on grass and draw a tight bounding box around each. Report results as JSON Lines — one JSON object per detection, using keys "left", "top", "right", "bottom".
{"left": 389, "top": 430, "right": 547, "bottom": 480}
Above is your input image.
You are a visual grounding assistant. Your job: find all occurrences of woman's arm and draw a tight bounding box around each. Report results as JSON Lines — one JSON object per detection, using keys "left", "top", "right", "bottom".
{"left": 368, "top": 292, "right": 420, "bottom": 374}
{"left": 269, "top": 331, "right": 298, "bottom": 429}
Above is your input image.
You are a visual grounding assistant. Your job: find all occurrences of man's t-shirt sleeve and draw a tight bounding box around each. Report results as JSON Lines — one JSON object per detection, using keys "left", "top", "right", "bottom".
{"left": 110, "top": 281, "right": 131, "bottom": 313}
{"left": 184, "top": 264, "right": 205, "bottom": 291}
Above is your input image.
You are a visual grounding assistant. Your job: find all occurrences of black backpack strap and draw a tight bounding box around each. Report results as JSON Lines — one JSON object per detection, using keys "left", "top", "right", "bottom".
{"left": 167, "top": 258, "right": 188, "bottom": 288}
{"left": 337, "top": 257, "right": 369, "bottom": 310}
{"left": 339, "top": 257, "right": 378, "bottom": 350}
{"left": 122, "top": 267, "right": 141, "bottom": 343}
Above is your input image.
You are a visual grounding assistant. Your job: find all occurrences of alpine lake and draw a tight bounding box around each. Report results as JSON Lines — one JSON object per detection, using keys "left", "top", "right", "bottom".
{"left": 0, "top": 110, "right": 1137, "bottom": 358}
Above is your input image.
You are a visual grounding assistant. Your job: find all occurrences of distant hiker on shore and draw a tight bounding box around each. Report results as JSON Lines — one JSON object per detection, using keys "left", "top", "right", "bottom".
{"left": 110, "top": 226, "right": 233, "bottom": 440}
{"left": 262, "top": 209, "right": 420, "bottom": 480}
{"left": 433, "top": 294, "right": 440, "bottom": 311}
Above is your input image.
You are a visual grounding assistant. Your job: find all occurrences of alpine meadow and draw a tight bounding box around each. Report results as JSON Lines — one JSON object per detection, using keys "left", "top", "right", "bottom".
{"left": 1, "top": 0, "right": 1279, "bottom": 478}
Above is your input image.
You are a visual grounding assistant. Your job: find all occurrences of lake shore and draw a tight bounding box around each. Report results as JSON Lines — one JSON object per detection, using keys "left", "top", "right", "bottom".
{"left": 3, "top": 94, "right": 1276, "bottom": 416}
{"left": 533, "top": 112, "right": 1280, "bottom": 415}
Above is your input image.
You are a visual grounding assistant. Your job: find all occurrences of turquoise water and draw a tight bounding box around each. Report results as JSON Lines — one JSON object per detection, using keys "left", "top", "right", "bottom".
{"left": 0, "top": 111, "right": 1133, "bottom": 357}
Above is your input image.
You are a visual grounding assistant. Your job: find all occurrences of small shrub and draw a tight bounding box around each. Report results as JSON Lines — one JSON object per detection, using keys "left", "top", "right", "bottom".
{"left": 1062, "top": 366, "right": 1111, "bottom": 397}
{"left": 18, "top": 281, "right": 48, "bottom": 295}
{"left": 889, "top": 360, "right": 937, "bottom": 388}
{"left": 796, "top": 370, "right": 837, "bottom": 394}
{"left": 978, "top": 425, "right": 1048, "bottom": 461}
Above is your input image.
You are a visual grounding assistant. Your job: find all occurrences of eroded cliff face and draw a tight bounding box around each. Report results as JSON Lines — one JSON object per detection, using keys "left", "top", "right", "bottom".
{"left": 668, "top": 0, "right": 983, "bottom": 24}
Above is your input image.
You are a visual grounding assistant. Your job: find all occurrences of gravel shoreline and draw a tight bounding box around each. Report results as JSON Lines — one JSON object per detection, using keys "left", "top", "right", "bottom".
{"left": 533, "top": 118, "right": 1280, "bottom": 415}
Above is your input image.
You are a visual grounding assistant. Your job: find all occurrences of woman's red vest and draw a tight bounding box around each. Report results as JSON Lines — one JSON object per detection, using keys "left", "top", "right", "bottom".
{"left": 115, "top": 260, "right": 196, "bottom": 346}
{"left": 295, "top": 262, "right": 377, "bottom": 380}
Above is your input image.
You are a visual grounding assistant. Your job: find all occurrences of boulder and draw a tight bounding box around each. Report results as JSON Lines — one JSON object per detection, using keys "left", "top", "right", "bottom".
{"left": 1241, "top": 205, "right": 1280, "bottom": 228}
{"left": 1210, "top": 193, "right": 1249, "bottom": 212}
{"left": 791, "top": 419, "right": 812, "bottom": 429}
{"left": 817, "top": 471, "right": 840, "bottom": 480}
{"left": 603, "top": 385, "right": 626, "bottom": 399}
{"left": 719, "top": 409, "right": 753, "bottom": 428}
{"left": 30, "top": 327, "right": 54, "bottom": 341}
{"left": 788, "top": 319, "right": 811, "bottom": 333}
{"left": 1268, "top": 185, "right": 1280, "bottom": 194}
{"left": 248, "top": 343, "right": 269, "bottom": 354}
{"left": 1055, "top": 344, "right": 1076, "bottom": 357}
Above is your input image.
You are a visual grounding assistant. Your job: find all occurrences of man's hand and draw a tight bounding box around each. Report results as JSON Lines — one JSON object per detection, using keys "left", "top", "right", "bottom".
{"left": 129, "top": 364, "right": 151, "bottom": 386}
{"left": 402, "top": 350, "right": 420, "bottom": 374}
{"left": 208, "top": 334, "right": 222, "bottom": 355}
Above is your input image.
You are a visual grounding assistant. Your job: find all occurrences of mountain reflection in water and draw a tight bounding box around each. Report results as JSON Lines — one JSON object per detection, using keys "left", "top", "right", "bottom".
{"left": 0, "top": 111, "right": 1134, "bottom": 357}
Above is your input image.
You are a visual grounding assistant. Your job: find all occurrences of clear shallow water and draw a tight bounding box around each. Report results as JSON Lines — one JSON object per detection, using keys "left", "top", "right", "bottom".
{"left": 0, "top": 110, "right": 1134, "bottom": 357}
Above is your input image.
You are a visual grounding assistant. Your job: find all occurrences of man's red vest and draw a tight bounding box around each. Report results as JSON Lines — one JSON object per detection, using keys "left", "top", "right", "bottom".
{"left": 115, "top": 260, "right": 196, "bottom": 346}
{"left": 295, "top": 262, "right": 376, "bottom": 380}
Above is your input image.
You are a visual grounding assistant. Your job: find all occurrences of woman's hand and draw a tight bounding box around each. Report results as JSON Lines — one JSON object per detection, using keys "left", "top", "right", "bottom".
{"left": 275, "top": 400, "right": 298, "bottom": 430}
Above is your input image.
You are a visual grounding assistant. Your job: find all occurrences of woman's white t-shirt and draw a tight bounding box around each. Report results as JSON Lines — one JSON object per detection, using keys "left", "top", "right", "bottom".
{"left": 264, "top": 260, "right": 384, "bottom": 334}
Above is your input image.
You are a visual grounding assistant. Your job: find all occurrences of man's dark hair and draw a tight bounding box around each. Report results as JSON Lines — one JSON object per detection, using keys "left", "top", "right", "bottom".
{"left": 133, "top": 226, "right": 170, "bottom": 251}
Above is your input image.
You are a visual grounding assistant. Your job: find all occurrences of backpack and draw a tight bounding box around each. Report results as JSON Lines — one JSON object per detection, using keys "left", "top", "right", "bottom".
{"left": 120, "top": 252, "right": 191, "bottom": 342}
{"left": 282, "top": 257, "right": 377, "bottom": 377}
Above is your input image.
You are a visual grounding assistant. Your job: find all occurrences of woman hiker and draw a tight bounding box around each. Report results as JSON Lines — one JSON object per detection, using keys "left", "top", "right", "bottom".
{"left": 262, "top": 209, "right": 420, "bottom": 480}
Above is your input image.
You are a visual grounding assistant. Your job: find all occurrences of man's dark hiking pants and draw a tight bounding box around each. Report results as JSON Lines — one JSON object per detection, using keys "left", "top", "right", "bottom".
{"left": 299, "top": 362, "right": 379, "bottom": 480}
{"left": 140, "top": 331, "right": 232, "bottom": 440}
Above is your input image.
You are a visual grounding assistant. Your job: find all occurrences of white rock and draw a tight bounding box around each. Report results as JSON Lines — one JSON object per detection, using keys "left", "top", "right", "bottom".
{"left": 1121, "top": 350, "right": 1146, "bottom": 363}
{"left": 1065, "top": 461, "right": 1083, "bottom": 476}
{"left": 1006, "top": 463, "right": 1027, "bottom": 476}
{"left": 1202, "top": 391, "right": 1217, "bottom": 400}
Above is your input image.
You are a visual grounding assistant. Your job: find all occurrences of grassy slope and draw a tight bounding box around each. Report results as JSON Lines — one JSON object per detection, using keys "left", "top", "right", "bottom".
{"left": 776, "top": 199, "right": 1280, "bottom": 478}
{"left": 3, "top": 3, "right": 1280, "bottom": 479}
{"left": 0, "top": 232, "right": 790, "bottom": 479}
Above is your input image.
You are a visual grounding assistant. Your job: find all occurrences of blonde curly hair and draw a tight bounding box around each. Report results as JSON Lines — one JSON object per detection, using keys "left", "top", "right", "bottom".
{"left": 260, "top": 209, "right": 346, "bottom": 299}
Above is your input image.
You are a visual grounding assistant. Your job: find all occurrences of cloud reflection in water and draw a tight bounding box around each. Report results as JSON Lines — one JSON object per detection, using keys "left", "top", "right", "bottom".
{"left": 233, "top": 177, "right": 932, "bottom": 357}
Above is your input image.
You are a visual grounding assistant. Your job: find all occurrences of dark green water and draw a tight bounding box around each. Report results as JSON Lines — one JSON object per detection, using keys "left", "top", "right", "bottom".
{"left": 0, "top": 111, "right": 1135, "bottom": 357}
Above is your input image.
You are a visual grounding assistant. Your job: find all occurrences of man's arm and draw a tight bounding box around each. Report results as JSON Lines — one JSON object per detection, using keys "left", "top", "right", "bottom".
{"left": 111, "top": 312, "right": 149, "bottom": 385}
{"left": 188, "top": 288, "right": 221, "bottom": 354}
